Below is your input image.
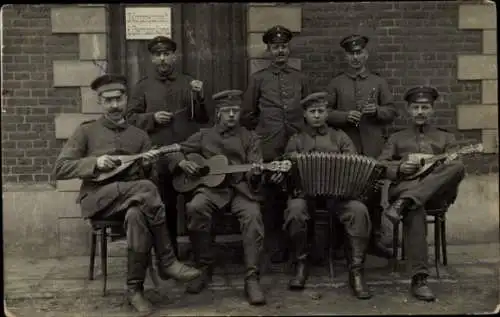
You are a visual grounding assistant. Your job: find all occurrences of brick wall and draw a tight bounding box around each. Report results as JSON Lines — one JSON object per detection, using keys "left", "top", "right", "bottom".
{"left": 293, "top": 1, "right": 497, "bottom": 173}
{"left": 2, "top": 4, "right": 80, "bottom": 184}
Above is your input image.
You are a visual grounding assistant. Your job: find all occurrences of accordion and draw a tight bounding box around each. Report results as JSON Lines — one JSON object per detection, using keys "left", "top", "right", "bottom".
{"left": 290, "top": 152, "right": 385, "bottom": 200}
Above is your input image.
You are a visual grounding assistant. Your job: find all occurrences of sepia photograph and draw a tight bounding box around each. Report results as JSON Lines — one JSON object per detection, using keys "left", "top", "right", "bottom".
{"left": 2, "top": 1, "right": 499, "bottom": 316}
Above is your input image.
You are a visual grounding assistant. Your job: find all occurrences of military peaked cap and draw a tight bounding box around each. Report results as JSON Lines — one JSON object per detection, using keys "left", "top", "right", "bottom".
{"left": 212, "top": 90, "right": 243, "bottom": 109}
{"left": 262, "top": 25, "right": 293, "bottom": 44}
{"left": 340, "top": 34, "right": 369, "bottom": 52}
{"left": 300, "top": 92, "right": 329, "bottom": 109}
{"left": 148, "top": 36, "right": 177, "bottom": 53}
{"left": 90, "top": 74, "right": 127, "bottom": 96}
{"left": 404, "top": 86, "right": 439, "bottom": 103}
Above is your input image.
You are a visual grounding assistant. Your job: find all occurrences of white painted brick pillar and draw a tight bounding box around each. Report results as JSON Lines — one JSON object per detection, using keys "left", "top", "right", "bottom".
{"left": 457, "top": 4, "right": 498, "bottom": 154}
{"left": 51, "top": 5, "right": 110, "bottom": 191}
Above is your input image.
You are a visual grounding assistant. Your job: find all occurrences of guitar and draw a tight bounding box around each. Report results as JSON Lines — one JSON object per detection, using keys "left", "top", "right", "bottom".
{"left": 172, "top": 153, "right": 292, "bottom": 193}
{"left": 90, "top": 144, "right": 181, "bottom": 183}
{"left": 403, "top": 143, "right": 484, "bottom": 180}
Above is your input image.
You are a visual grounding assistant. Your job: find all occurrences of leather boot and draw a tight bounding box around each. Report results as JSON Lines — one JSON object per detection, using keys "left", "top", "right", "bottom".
{"left": 384, "top": 198, "right": 412, "bottom": 225}
{"left": 150, "top": 224, "right": 201, "bottom": 282}
{"left": 126, "top": 250, "right": 154, "bottom": 314}
{"left": 186, "top": 231, "right": 214, "bottom": 294}
{"left": 244, "top": 244, "right": 266, "bottom": 305}
{"left": 345, "top": 236, "right": 372, "bottom": 300}
{"left": 288, "top": 231, "right": 308, "bottom": 290}
{"left": 410, "top": 273, "right": 436, "bottom": 302}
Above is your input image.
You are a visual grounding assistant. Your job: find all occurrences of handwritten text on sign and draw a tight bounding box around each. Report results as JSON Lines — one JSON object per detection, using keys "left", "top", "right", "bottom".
{"left": 125, "top": 7, "right": 172, "bottom": 40}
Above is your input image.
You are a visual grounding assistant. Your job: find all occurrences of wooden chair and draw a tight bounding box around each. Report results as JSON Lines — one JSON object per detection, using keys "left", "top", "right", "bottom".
{"left": 88, "top": 220, "right": 160, "bottom": 296}
{"left": 392, "top": 202, "right": 450, "bottom": 278}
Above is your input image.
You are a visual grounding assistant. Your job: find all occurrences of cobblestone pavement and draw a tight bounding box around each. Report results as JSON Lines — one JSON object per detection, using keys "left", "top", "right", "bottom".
{"left": 4, "top": 243, "right": 500, "bottom": 316}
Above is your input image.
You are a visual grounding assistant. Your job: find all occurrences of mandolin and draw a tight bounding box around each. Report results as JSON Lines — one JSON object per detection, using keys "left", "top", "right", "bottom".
{"left": 90, "top": 144, "right": 181, "bottom": 183}
{"left": 403, "top": 143, "right": 483, "bottom": 180}
{"left": 172, "top": 153, "right": 292, "bottom": 193}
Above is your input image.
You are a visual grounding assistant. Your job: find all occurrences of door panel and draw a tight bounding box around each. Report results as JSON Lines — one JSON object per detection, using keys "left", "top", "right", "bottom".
{"left": 109, "top": 3, "right": 247, "bottom": 96}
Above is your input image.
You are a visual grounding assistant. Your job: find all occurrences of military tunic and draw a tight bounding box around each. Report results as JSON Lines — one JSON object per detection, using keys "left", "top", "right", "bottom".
{"left": 285, "top": 125, "right": 372, "bottom": 240}
{"left": 326, "top": 69, "right": 396, "bottom": 158}
{"left": 378, "top": 124, "right": 465, "bottom": 276}
{"left": 53, "top": 116, "right": 168, "bottom": 252}
{"left": 241, "top": 64, "right": 311, "bottom": 161}
{"left": 168, "top": 124, "right": 265, "bottom": 277}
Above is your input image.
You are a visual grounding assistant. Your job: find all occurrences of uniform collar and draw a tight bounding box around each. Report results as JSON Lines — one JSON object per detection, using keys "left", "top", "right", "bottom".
{"left": 344, "top": 67, "right": 370, "bottom": 79}
{"left": 215, "top": 123, "right": 241, "bottom": 136}
{"left": 304, "top": 124, "right": 328, "bottom": 137}
{"left": 155, "top": 69, "right": 178, "bottom": 82}
{"left": 268, "top": 62, "right": 292, "bottom": 74}
{"left": 412, "top": 123, "right": 432, "bottom": 134}
{"left": 99, "top": 115, "right": 129, "bottom": 131}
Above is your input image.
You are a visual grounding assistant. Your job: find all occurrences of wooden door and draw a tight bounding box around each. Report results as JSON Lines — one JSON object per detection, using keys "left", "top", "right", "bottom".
{"left": 108, "top": 3, "right": 247, "bottom": 96}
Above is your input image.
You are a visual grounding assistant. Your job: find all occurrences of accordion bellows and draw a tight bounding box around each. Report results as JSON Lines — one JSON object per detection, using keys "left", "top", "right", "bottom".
{"left": 292, "top": 152, "right": 384, "bottom": 199}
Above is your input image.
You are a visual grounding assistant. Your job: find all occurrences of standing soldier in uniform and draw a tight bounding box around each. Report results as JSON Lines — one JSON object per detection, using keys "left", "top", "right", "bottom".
{"left": 326, "top": 34, "right": 397, "bottom": 258}
{"left": 241, "top": 25, "right": 311, "bottom": 263}
{"left": 126, "top": 36, "right": 210, "bottom": 256}
{"left": 54, "top": 74, "right": 201, "bottom": 313}
{"left": 379, "top": 86, "right": 466, "bottom": 302}
{"left": 169, "top": 90, "right": 268, "bottom": 305}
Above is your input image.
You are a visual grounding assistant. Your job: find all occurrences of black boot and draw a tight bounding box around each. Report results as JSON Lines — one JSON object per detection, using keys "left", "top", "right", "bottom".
{"left": 384, "top": 198, "right": 412, "bottom": 225}
{"left": 345, "top": 237, "right": 372, "bottom": 300}
{"left": 126, "top": 250, "right": 154, "bottom": 314}
{"left": 150, "top": 224, "right": 201, "bottom": 282}
{"left": 288, "top": 231, "right": 308, "bottom": 290}
{"left": 244, "top": 244, "right": 266, "bottom": 305}
{"left": 410, "top": 273, "right": 436, "bottom": 302}
{"left": 186, "top": 231, "right": 214, "bottom": 294}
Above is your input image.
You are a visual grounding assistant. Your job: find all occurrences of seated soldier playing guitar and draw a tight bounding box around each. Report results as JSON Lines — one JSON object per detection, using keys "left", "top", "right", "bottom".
{"left": 167, "top": 90, "right": 272, "bottom": 306}
{"left": 379, "top": 86, "right": 468, "bottom": 302}
{"left": 277, "top": 92, "right": 374, "bottom": 299}
{"left": 53, "top": 74, "right": 201, "bottom": 314}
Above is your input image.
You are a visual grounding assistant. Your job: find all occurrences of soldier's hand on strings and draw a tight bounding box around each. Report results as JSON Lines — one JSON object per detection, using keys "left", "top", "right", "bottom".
{"left": 190, "top": 80, "right": 203, "bottom": 93}
{"left": 179, "top": 159, "right": 201, "bottom": 176}
{"left": 154, "top": 111, "right": 173, "bottom": 124}
{"left": 96, "top": 155, "right": 121, "bottom": 171}
{"left": 399, "top": 160, "right": 420, "bottom": 175}
{"left": 347, "top": 110, "right": 362, "bottom": 125}
{"left": 269, "top": 172, "right": 285, "bottom": 184}
{"left": 250, "top": 163, "right": 264, "bottom": 176}
{"left": 362, "top": 103, "right": 377, "bottom": 116}
{"left": 142, "top": 149, "right": 161, "bottom": 166}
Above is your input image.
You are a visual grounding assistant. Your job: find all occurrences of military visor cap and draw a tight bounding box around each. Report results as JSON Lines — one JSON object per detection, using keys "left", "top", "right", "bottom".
{"left": 340, "top": 34, "right": 369, "bottom": 52}
{"left": 300, "top": 92, "right": 329, "bottom": 109}
{"left": 148, "top": 36, "right": 177, "bottom": 53}
{"left": 90, "top": 74, "right": 127, "bottom": 97}
{"left": 404, "top": 86, "right": 439, "bottom": 103}
{"left": 263, "top": 25, "right": 293, "bottom": 44}
{"left": 212, "top": 90, "right": 243, "bottom": 109}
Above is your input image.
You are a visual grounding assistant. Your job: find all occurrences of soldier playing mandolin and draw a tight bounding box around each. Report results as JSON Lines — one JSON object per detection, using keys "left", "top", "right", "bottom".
{"left": 276, "top": 92, "right": 374, "bottom": 299}
{"left": 53, "top": 74, "right": 201, "bottom": 314}
{"left": 167, "top": 90, "right": 270, "bottom": 305}
{"left": 378, "top": 86, "right": 467, "bottom": 302}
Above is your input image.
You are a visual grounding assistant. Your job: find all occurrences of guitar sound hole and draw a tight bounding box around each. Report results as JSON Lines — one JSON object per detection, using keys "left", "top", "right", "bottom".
{"left": 198, "top": 166, "right": 210, "bottom": 177}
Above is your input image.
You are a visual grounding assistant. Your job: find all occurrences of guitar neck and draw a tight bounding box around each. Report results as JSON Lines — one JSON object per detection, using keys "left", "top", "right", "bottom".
{"left": 210, "top": 163, "right": 273, "bottom": 175}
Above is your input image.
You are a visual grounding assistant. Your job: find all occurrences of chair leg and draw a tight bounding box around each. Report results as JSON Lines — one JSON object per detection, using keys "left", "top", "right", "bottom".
{"left": 441, "top": 216, "right": 448, "bottom": 266}
{"left": 101, "top": 228, "right": 108, "bottom": 296}
{"left": 327, "top": 211, "right": 335, "bottom": 281}
{"left": 434, "top": 218, "right": 441, "bottom": 279}
{"left": 89, "top": 231, "right": 97, "bottom": 280}
{"left": 401, "top": 224, "right": 406, "bottom": 260}
{"left": 392, "top": 222, "right": 399, "bottom": 272}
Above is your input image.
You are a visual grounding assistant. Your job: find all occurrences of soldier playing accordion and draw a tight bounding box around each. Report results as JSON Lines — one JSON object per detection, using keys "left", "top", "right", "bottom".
{"left": 271, "top": 92, "right": 375, "bottom": 299}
